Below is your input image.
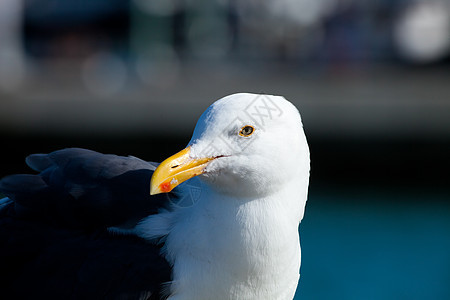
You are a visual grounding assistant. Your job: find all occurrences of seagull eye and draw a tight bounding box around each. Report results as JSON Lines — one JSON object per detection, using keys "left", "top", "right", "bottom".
{"left": 239, "top": 125, "right": 255, "bottom": 137}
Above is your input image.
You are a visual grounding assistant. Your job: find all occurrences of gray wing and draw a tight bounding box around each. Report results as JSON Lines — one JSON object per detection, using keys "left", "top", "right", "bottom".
{"left": 0, "top": 148, "right": 174, "bottom": 299}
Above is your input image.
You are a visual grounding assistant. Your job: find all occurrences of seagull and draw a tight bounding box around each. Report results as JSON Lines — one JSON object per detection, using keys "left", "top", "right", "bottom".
{"left": 0, "top": 93, "right": 310, "bottom": 299}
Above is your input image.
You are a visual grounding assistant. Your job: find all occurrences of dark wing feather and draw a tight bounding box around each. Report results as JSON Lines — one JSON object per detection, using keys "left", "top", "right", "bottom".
{"left": 1, "top": 148, "right": 169, "bottom": 229}
{"left": 0, "top": 148, "right": 174, "bottom": 299}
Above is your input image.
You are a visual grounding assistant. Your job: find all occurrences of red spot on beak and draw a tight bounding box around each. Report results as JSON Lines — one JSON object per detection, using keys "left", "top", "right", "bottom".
{"left": 160, "top": 181, "right": 172, "bottom": 193}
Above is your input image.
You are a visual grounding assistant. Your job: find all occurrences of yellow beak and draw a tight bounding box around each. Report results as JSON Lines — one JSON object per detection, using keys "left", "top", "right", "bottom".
{"left": 150, "top": 146, "right": 215, "bottom": 195}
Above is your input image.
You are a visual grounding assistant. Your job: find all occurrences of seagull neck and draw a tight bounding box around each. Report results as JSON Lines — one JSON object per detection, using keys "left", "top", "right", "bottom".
{"left": 201, "top": 177, "right": 307, "bottom": 221}
{"left": 166, "top": 183, "right": 303, "bottom": 299}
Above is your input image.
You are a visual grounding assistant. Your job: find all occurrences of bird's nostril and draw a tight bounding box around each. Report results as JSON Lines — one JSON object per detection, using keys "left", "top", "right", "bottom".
{"left": 171, "top": 165, "right": 179, "bottom": 169}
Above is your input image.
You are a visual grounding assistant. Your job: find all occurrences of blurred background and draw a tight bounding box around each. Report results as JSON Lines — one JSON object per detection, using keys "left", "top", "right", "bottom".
{"left": 0, "top": 0, "right": 449, "bottom": 299}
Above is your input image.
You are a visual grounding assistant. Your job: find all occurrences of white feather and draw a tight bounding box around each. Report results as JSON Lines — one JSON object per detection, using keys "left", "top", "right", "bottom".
{"left": 137, "top": 93, "right": 310, "bottom": 299}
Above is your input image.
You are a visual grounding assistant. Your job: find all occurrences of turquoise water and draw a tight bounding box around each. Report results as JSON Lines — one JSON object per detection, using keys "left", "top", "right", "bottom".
{"left": 294, "top": 187, "right": 450, "bottom": 300}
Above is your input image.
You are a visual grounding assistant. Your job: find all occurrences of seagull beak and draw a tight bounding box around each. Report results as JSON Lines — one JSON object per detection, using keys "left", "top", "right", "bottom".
{"left": 150, "top": 146, "right": 215, "bottom": 195}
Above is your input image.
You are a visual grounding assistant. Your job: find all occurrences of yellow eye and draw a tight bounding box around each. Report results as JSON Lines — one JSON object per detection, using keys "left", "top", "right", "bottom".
{"left": 239, "top": 125, "right": 255, "bottom": 137}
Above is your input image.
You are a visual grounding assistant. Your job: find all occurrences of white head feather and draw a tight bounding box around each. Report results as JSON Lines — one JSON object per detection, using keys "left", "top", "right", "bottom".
{"left": 138, "top": 93, "right": 310, "bottom": 300}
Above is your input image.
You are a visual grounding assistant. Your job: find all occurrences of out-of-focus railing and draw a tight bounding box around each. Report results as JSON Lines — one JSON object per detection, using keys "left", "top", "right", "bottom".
{"left": 0, "top": 0, "right": 449, "bottom": 139}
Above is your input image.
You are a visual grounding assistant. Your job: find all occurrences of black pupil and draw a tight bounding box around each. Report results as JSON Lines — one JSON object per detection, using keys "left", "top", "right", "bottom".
{"left": 242, "top": 126, "right": 253, "bottom": 135}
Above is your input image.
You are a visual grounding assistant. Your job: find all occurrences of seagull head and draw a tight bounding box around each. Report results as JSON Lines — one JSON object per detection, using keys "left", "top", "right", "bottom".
{"left": 150, "top": 93, "right": 309, "bottom": 198}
